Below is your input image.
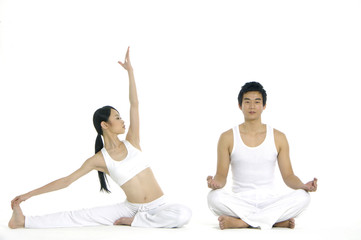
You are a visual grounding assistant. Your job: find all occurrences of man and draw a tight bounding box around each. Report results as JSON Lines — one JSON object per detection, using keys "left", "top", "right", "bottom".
{"left": 207, "top": 82, "right": 317, "bottom": 230}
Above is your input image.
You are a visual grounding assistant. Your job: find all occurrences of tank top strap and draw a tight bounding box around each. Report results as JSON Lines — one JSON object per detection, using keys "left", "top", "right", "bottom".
{"left": 265, "top": 125, "right": 274, "bottom": 142}
{"left": 123, "top": 139, "right": 131, "bottom": 150}
{"left": 232, "top": 125, "right": 240, "bottom": 142}
{"left": 123, "top": 140, "right": 140, "bottom": 154}
{"left": 101, "top": 147, "right": 114, "bottom": 170}
{"left": 231, "top": 125, "right": 241, "bottom": 155}
{"left": 266, "top": 125, "right": 278, "bottom": 154}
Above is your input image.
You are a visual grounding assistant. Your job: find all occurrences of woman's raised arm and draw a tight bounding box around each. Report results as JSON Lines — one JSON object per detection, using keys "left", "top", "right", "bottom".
{"left": 118, "top": 47, "right": 140, "bottom": 150}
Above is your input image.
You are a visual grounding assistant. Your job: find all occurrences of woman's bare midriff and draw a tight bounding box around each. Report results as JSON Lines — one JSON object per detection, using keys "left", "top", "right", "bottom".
{"left": 121, "top": 168, "right": 164, "bottom": 203}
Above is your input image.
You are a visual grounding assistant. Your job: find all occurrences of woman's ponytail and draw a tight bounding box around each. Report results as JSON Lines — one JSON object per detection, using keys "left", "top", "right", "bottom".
{"left": 93, "top": 106, "right": 116, "bottom": 193}
{"left": 95, "top": 134, "right": 111, "bottom": 193}
{"left": 95, "top": 134, "right": 103, "bottom": 153}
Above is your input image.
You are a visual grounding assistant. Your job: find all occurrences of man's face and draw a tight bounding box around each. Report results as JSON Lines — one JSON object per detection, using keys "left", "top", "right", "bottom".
{"left": 239, "top": 91, "right": 266, "bottom": 121}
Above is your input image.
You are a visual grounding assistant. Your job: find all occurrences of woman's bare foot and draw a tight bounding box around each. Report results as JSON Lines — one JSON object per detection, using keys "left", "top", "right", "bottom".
{"left": 218, "top": 216, "right": 249, "bottom": 230}
{"left": 273, "top": 218, "right": 295, "bottom": 229}
{"left": 114, "top": 217, "right": 134, "bottom": 226}
{"left": 8, "top": 204, "right": 25, "bottom": 229}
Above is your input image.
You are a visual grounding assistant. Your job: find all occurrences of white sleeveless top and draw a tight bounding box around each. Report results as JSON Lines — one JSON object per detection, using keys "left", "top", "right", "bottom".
{"left": 101, "top": 140, "right": 150, "bottom": 187}
{"left": 230, "top": 125, "right": 278, "bottom": 194}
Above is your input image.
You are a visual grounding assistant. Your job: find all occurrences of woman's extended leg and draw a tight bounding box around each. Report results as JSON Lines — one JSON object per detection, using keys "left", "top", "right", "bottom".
{"left": 23, "top": 202, "right": 136, "bottom": 228}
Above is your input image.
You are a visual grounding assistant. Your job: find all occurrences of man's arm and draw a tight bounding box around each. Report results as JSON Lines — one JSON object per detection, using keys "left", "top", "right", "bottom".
{"left": 207, "top": 130, "right": 232, "bottom": 190}
{"left": 275, "top": 129, "right": 318, "bottom": 192}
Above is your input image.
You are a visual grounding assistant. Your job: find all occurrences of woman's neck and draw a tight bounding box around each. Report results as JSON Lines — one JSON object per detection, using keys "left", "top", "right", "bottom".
{"left": 103, "top": 134, "right": 123, "bottom": 149}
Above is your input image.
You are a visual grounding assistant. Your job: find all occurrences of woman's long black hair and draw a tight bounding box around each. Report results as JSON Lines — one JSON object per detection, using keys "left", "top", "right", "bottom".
{"left": 93, "top": 105, "right": 117, "bottom": 193}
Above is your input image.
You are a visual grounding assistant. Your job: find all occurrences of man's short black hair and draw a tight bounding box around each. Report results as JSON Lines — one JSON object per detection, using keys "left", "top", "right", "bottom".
{"left": 238, "top": 81, "right": 267, "bottom": 106}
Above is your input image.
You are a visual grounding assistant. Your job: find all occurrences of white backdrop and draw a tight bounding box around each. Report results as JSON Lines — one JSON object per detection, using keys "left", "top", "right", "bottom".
{"left": 1, "top": 0, "right": 361, "bottom": 233}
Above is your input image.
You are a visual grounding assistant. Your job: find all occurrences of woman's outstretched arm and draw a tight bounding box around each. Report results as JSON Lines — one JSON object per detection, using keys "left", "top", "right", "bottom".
{"left": 118, "top": 47, "right": 140, "bottom": 150}
{"left": 10, "top": 155, "right": 99, "bottom": 209}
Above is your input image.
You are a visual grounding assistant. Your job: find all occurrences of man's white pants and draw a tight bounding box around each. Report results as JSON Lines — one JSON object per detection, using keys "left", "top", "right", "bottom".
{"left": 25, "top": 196, "right": 192, "bottom": 228}
{"left": 207, "top": 189, "right": 310, "bottom": 229}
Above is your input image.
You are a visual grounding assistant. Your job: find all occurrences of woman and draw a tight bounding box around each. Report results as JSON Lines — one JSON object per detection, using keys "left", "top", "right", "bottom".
{"left": 8, "top": 47, "right": 192, "bottom": 229}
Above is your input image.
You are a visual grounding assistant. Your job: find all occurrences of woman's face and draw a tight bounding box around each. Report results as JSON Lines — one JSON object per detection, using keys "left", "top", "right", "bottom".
{"left": 106, "top": 109, "right": 126, "bottom": 135}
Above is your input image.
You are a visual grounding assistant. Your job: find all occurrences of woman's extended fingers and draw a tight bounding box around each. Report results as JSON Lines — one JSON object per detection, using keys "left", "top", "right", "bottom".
{"left": 125, "top": 46, "right": 130, "bottom": 61}
{"left": 11, "top": 194, "right": 28, "bottom": 209}
{"left": 118, "top": 47, "right": 131, "bottom": 70}
{"left": 11, "top": 196, "right": 20, "bottom": 209}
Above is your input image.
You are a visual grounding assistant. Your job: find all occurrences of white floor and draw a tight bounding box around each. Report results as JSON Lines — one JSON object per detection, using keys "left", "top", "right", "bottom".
{"left": 1, "top": 215, "right": 360, "bottom": 240}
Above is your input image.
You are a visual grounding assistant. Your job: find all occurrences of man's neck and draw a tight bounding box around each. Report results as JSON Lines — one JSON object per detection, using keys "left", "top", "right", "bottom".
{"left": 241, "top": 119, "right": 265, "bottom": 133}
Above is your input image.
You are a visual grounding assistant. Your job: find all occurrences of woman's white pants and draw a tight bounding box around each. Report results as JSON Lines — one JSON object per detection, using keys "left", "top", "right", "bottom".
{"left": 207, "top": 189, "right": 310, "bottom": 229}
{"left": 25, "top": 196, "right": 192, "bottom": 229}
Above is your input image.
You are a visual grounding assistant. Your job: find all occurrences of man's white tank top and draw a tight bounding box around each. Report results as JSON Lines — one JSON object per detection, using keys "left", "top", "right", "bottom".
{"left": 230, "top": 125, "right": 278, "bottom": 194}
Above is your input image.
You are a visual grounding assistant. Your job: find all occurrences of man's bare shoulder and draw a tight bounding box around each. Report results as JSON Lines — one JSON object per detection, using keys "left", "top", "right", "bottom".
{"left": 273, "top": 128, "right": 288, "bottom": 148}
{"left": 220, "top": 128, "right": 233, "bottom": 141}
{"left": 218, "top": 128, "right": 234, "bottom": 150}
{"left": 218, "top": 128, "right": 234, "bottom": 154}
{"left": 274, "top": 128, "right": 286, "bottom": 138}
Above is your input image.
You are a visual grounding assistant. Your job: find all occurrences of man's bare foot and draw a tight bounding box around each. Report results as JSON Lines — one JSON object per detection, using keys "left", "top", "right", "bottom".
{"left": 114, "top": 217, "right": 134, "bottom": 226}
{"left": 218, "top": 215, "right": 249, "bottom": 230}
{"left": 8, "top": 204, "right": 25, "bottom": 229}
{"left": 273, "top": 218, "right": 295, "bottom": 229}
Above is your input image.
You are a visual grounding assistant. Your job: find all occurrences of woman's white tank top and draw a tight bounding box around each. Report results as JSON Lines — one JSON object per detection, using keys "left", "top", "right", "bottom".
{"left": 101, "top": 140, "right": 150, "bottom": 187}
{"left": 230, "top": 125, "right": 278, "bottom": 193}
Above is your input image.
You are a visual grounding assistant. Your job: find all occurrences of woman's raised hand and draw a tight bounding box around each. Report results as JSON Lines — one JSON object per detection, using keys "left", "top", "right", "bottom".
{"left": 118, "top": 46, "right": 133, "bottom": 71}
